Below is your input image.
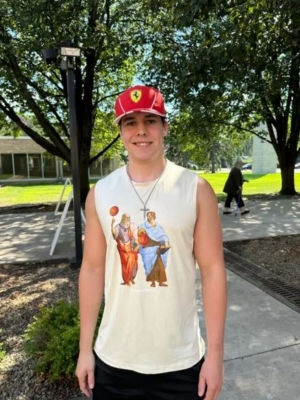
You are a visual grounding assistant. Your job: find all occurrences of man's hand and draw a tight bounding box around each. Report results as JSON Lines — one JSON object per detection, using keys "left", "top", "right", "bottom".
{"left": 75, "top": 350, "right": 95, "bottom": 398}
{"left": 198, "top": 356, "right": 224, "bottom": 400}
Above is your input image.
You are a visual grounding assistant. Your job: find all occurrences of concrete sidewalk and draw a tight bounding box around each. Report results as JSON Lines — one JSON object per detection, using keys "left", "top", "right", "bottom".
{"left": 0, "top": 210, "right": 77, "bottom": 263}
{"left": 72, "top": 270, "right": 300, "bottom": 400}
{"left": 220, "top": 196, "right": 300, "bottom": 241}
{"left": 1, "top": 198, "right": 300, "bottom": 399}
{"left": 1, "top": 198, "right": 300, "bottom": 263}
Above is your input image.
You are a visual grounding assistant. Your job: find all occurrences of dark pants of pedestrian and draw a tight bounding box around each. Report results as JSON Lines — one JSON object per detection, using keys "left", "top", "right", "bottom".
{"left": 224, "top": 192, "right": 245, "bottom": 209}
{"left": 93, "top": 354, "right": 206, "bottom": 400}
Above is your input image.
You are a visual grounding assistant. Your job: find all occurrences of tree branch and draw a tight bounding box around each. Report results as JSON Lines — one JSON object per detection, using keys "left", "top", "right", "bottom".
{"left": 24, "top": 77, "right": 69, "bottom": 138}
{"left": 211, "top": 119, "right": 272, "bottom": 144}
{"left": 89, "top": 134, "right": 120, "bottom": 165}
{"left": 6, "top": 51, "right": 70, "bottom": 160}
{"left": 0, "top": 95, "right": 69, "bottom": 160}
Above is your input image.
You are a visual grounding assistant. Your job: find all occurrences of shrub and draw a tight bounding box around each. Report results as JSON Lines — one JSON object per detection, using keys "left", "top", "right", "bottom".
{"left": 24, "top": 299, "right": 103, "bottom": 381}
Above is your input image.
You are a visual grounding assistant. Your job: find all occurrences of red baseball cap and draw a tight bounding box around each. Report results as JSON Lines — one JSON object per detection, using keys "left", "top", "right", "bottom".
{"left": 114, "top": 85, "right": 167, "bottom": 124}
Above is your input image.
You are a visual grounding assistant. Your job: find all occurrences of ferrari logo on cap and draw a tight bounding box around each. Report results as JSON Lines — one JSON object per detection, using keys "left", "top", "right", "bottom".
{"left": 130, "top": 90, "right": 142, "bottom": 103}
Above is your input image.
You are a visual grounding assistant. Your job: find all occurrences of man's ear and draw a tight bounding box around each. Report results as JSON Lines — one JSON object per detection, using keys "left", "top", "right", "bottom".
{"left": 163, "top": 121, "right": 169, "bottom": 136}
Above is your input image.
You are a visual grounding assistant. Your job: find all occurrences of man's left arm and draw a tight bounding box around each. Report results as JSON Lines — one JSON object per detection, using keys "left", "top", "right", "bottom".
{"left": 193, "top": 178, "right": 227, "bottom": 400}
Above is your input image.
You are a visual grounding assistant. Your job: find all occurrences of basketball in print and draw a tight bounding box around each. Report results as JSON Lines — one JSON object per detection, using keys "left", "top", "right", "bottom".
{"left": 109, "top": 206, "right": 119, "bottom": 216}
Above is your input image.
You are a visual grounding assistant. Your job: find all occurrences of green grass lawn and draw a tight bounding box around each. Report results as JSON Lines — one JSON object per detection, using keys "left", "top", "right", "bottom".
{"left": 1, "top": 173, "right": 300, "bottom": 207}
{"left": 0, "top": 183, "right": 73, "bottom": 207}
{"left": 201, "top": 172, "right": 300, "bottom": 197}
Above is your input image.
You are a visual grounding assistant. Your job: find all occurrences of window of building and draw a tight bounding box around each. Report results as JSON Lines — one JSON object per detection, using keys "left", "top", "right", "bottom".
{"left": 0, "top": 155, "right": 14, "bottom": 179}
{"left": 28, "top": 154, "right": 43, "bottom": 178}
{"left": 14, "top": 154, "right": 28, "bottom": 178}
{"left": 43, "top": 153, "right": 57, "bottom": 178}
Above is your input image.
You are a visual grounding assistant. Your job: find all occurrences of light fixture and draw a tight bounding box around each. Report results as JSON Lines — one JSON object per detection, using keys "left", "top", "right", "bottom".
{"left": 59, "top": 47, "right": 81, "bottom": 58}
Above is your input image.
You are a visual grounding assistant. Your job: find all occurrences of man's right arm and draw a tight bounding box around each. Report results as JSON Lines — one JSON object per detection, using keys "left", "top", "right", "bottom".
{"left": 76, "top": 185, "right": 106, "bottom": 397}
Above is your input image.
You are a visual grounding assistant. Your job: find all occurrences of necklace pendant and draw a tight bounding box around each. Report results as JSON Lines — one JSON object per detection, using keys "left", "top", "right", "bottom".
{"left": 141, "top": 204, "right": 150, "bottom": 219}
{"left": 127, "top": 162, "right": 167, "bottom": 219}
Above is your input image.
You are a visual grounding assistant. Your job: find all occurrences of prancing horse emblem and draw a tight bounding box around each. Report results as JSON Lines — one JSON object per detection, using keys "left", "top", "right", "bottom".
{"left": 130, "top": 90, "right": 142, "bottom": 103}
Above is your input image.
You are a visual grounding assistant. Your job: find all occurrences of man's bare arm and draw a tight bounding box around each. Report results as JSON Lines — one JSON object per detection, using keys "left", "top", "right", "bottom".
{"left": 76, "top": 186, "right": 106, "bottom": 397}
{"left": 194, "top": 178, "right": 227, "bottom": 400}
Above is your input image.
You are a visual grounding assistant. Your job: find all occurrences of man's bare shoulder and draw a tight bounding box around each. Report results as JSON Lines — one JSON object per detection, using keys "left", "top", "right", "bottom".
{"left": 86, "top": 184, "right": 96, "bottom": 199}
{"left": 85, "top": 185, "right": 97, "bottom": 212}
{"left": 196, "top": 176, "right": 216, "bottom": 198}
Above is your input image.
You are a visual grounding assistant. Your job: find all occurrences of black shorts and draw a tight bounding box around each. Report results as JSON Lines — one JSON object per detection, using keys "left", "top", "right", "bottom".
{"left": 93, "top": 354, "right": 206, "bottom": 400}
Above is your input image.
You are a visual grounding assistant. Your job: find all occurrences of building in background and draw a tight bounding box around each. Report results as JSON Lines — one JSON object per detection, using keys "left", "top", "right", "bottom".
{"left": 0, "top": 136, "right": 120, "bottom": 182}
{"left": 252, "top": 125, "right": 278, "bottom": 174}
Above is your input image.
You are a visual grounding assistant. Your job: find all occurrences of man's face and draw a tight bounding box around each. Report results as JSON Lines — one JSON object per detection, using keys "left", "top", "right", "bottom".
{"left": 121, "top": 214, "right": 130, "bottom": 226}
{"left": 119, "top": 112, "right": 168, "bottom": 163}
{"left": 146, "top": 212, "right": 155, "bottom": 222}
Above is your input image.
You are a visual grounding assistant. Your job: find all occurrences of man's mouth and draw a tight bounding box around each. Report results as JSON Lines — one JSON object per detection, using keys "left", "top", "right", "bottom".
{"left": 134, "top": 142, "right": 151, "bottom": 146}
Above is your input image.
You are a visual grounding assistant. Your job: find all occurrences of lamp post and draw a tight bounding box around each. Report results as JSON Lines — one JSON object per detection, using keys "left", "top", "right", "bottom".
{"left": 42, "top": 42, "right": 83, "bottom": 267}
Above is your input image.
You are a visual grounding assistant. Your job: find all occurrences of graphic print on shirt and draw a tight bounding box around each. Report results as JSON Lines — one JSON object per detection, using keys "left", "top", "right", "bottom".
{"left": 138, "top": 211, "right": 171, "bottom": 288}
{"left": 110, "top": 207, "right": 171, "bottom": 288}
{"left": 110, "top": 206, "right": 139, "bottom": 286}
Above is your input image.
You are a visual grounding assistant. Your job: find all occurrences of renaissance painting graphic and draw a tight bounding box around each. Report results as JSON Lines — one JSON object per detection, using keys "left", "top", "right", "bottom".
{"left": 110, "top": 207, "right": 171, "bottom": 288}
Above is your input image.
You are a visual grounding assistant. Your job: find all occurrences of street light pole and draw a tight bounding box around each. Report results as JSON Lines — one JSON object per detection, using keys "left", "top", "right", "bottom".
{"left": 65, "top": 57, "right": 83, "bottom": 266}
{"left": 42, "top": 43, "right": 83, "bottom": 267}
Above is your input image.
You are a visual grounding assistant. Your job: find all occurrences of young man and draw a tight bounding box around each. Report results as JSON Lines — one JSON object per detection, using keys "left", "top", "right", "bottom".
{"left": 76, "top": 85, "right": 227, "bottom": 400}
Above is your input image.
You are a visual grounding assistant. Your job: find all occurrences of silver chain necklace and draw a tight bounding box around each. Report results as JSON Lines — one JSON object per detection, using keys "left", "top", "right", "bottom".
{"left": 127, "top": 164, "right": 165, "bottom": 219}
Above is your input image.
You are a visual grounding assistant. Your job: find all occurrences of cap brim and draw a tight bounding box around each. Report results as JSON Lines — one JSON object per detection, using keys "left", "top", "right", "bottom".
{"left": 114, "top": 109, "right": 166, "bottom": 124}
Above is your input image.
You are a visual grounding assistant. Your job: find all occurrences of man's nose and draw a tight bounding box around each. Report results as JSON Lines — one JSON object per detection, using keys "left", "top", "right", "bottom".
{"left": 136, "top": 121, "right": 148, "bottom": 136}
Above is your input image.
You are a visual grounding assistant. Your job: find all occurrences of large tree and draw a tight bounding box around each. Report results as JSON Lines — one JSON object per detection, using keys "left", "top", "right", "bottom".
{"left": 140, "top": 0, "right": 300, "bottom": 194}
{"left": 166, "top": 109, "right": 250, "bottom": 171}
{"left": 0, "top": 0, "right": 148, "bottom": 201}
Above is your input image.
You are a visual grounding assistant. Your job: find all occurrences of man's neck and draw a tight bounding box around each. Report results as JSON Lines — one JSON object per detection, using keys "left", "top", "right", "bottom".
{"left": 127, "top": 157, "right": 167, "bottom": 183}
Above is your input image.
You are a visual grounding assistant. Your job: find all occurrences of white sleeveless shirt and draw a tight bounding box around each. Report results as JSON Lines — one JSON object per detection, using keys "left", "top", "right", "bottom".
{"left": 93, "top": 160, "right": 205, "bottom": 373}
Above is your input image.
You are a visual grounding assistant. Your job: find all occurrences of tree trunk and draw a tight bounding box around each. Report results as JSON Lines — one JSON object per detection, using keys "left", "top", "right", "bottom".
{"left": 210, "top": 143, "right": 216, "bottom": 173}
{"left": 79, "top": 160, "right": 90, "bottom": 205}
{"left": 280, "top": 160, "right": 297, "bottom": 195}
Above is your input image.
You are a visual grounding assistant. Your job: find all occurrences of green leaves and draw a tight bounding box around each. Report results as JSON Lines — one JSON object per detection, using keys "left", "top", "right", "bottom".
{"left": 136, "top": 0, "right": 300, "bottom": 191}
{"left": 23, "top": 299, "right": 104, "bottom": 380}
{"left": 1, "top": 0, "right": 299, "bottom": 194}
{"left": 0, "top": 0, "right": 148, "bottom": 199}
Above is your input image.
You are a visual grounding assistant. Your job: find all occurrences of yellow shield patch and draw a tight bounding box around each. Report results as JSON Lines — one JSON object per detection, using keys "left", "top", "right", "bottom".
{"left": 130, "top": 90, "right": 142, "bottom": 103}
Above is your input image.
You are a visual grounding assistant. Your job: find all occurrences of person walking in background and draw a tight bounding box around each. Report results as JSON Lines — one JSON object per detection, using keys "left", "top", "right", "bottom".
{"left": 76, "top": 84, "right": 227, "bottom": 400}
{"left": 223, "top": 160, "right": 250, "bottom": 215}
